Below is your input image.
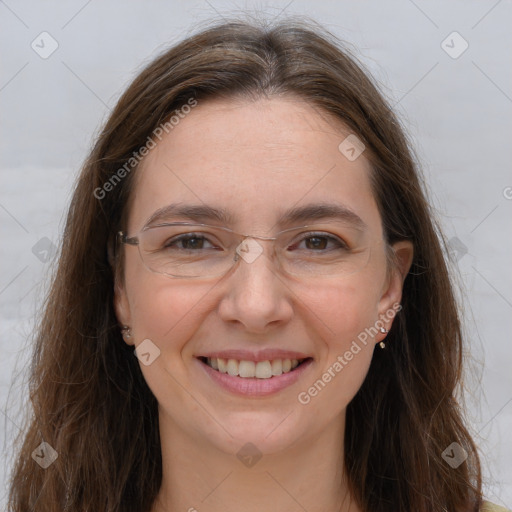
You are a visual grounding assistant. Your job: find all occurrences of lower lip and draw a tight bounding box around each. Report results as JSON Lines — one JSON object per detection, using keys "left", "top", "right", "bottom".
{"left": 196, "top": 358, "right": 314, "bottom": 397}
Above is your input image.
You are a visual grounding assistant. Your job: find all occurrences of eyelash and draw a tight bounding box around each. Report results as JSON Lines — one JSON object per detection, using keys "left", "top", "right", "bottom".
{"left": 165, "top": 232, "right": 349, "bottom": 251}
{"left": 292, "top": 232, "right": 349, "bottom": 251}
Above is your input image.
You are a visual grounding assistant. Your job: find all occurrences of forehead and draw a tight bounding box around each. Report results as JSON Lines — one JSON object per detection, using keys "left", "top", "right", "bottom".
{"left": 128, "top": 96, "right": 382, "bottom": 236}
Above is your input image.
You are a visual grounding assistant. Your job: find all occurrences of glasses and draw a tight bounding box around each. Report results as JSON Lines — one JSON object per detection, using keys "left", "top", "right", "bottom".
{"left": 118, "top": 222, "right": 375, "bottom": 279}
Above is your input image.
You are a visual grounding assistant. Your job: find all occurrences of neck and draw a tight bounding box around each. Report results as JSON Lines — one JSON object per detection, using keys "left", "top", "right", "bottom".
{"left": 151, "top": 408, "right": 361, "bottom": 512}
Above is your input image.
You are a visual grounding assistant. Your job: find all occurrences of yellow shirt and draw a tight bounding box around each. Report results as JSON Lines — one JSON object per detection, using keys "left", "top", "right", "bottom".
{"left": 482, "top": 501, "right": 511, "bottom": 512}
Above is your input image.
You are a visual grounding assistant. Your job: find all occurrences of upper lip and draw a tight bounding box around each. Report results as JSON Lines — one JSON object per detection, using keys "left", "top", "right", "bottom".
{"left": 196, "top": 349, "right": 312, "bottom": 363}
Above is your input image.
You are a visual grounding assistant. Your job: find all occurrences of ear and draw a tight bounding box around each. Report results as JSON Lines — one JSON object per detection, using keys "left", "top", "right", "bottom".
{"left": 114, "top": 279, "right": 134, "bottom": 346}
{"left": 376, "top": 240, "right": 414, "bottom": 336}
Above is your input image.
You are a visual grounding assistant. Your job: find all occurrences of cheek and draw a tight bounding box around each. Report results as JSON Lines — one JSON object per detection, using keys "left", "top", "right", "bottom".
{"left": 300, "top": 341, "right": 373, "bottom": 427}
{"left": 129, "top": 281, "right": 210, "bottom": 342}
{"left": 296, "top": 274, "right": 383, "bottom": 406}
{"left": 124, "top": 252, "right": 211, "bottom": 352}
{"left": 126, "top": 277, "right": 213, "bottom": 405}
{"left": 302, "top": 270, "right": 384, "bottom": 346}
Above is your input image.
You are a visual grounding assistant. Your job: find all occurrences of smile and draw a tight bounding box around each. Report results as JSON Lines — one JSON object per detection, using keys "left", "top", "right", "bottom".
{"left": 199, "top": 356, "right": 310, "bottom": 378}
{"left": 196, "top": 356, "right": 314, "bottom": 397}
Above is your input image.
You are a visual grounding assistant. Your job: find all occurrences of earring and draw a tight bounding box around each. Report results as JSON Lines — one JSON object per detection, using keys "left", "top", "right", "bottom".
{"left": 379, "top": 327, "right": 388, "bottom": 349}
{"left": 121, "top": 325, "right": 132, "bottom": 340}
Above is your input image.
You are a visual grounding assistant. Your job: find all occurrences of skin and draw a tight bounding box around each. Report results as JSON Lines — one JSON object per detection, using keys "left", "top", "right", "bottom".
{"left": 115, "top": 96, "right": 413, "bottom": 512}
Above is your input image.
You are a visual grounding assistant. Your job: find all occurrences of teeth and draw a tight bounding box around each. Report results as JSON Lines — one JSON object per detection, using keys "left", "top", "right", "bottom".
{"left": 255, "top": 361, "right": 272, "bottom": 378}
{"left": 218, "top": 358, "right": 228, "bottom": 373}
{"left": 239, "top": 360, "right": 255, "bottom": 378}
{"left": 227, "top": 359, "right": 238, "bottom": 376}
{"left": 271, "top": 359, "right": 282, "bottom": 376}
{"left": 205, "top": 357, "right": 305, "bottom": 378}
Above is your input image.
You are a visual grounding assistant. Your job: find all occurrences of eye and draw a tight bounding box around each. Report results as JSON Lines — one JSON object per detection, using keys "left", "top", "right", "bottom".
{"left": 164, "top": 233, "right": 218, "bottom": 251}
{"left": 291, "top": 232, "right": 349, "bottom": 252}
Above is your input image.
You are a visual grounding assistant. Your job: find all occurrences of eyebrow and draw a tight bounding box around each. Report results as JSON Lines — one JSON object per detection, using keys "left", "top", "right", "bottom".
{"left": 143, "top": 202, "right": 367, "bottom": 230}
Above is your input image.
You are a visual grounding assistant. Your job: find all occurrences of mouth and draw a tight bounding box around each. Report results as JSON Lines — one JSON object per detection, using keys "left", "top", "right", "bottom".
{"left": 197, "top": 356, "right": 313, "bottom": 379}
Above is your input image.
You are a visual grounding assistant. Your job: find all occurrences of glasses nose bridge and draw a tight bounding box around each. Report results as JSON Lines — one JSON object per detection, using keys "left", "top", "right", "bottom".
{"left": 242, "top": 232, "right": 276, "bottom": 242}
{"left": 229, "top": 229, "right": 283, "bottom": 270}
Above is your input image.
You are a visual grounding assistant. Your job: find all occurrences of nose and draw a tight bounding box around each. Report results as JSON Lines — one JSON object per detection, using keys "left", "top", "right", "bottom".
{"left": 216, "top": 242, "right": 294, "bottom": 333}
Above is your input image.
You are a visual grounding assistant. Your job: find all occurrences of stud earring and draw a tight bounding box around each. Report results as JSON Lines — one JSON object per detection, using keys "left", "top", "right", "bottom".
{"left": 379, "top": 327, "right": 388, "bottom": 349}
{"left": 121, "top": 325, "right": 132, "bottom": 340}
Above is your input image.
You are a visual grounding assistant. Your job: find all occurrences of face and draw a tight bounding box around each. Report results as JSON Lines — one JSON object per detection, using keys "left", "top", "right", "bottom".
{"left": 115, "top": 96, "right": 412, "bottom": 457}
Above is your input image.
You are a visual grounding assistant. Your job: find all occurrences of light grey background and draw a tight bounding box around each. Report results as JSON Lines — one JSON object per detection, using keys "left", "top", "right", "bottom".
{"left": 1, "top": 0, "right": 511, "bottom": 508}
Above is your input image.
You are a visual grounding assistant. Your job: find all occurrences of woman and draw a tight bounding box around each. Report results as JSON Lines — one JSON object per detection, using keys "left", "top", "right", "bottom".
{"left": 7, "top": 17, "right": 506, "bottom": 512}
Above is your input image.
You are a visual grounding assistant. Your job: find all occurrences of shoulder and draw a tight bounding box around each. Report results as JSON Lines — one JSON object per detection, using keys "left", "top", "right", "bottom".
{"left": 481, "top": 500, "right": 511, "bottom": 512}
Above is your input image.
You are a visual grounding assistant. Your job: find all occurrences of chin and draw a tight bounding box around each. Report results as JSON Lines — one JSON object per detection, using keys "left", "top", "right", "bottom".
{"left": 206, "top": 410, "right": 309, "bottom": 457}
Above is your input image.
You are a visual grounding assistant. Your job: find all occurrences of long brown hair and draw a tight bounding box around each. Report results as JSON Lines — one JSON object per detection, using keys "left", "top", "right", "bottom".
{"left": 7, "top": 16, "right": 482, "bottom": 512}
